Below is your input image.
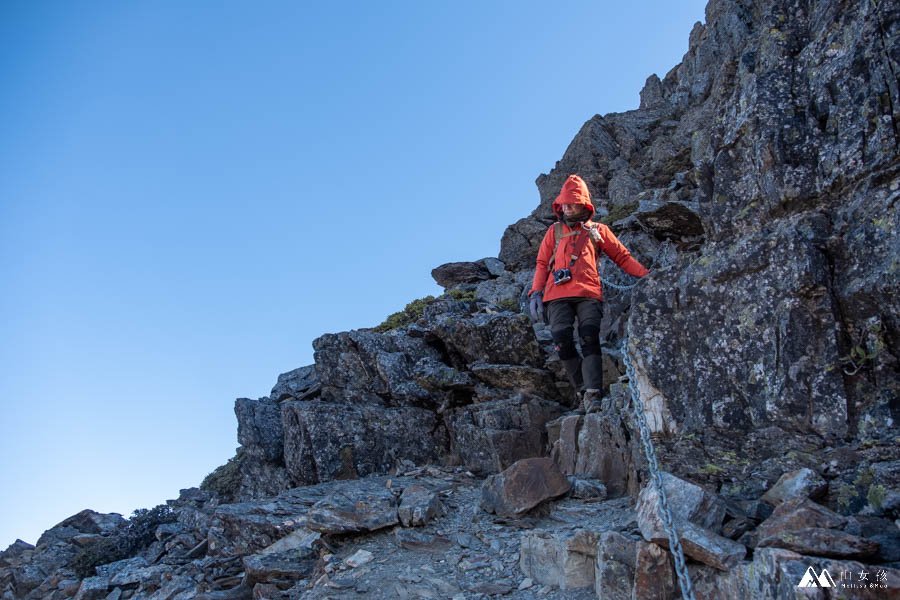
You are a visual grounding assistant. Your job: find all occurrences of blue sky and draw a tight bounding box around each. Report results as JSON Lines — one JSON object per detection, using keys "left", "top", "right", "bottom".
{"left": 0, "top": 1, "right": 708, "bottom": 548}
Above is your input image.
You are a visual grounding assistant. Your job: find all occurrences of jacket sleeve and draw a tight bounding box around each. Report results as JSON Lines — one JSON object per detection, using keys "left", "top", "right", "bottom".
{"left": 529, "top": 227, "right": 556, "bottom": 295}
{"left": 596, "top": 224, "right": 649, "bottom": 278}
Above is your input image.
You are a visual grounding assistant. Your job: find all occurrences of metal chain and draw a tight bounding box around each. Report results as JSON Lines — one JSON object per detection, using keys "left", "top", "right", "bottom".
{"left": 623, "top": 336, "right": 696, "bottom": 600}
{"left": 600, "top": 239, "right": 675, "bottom": 292}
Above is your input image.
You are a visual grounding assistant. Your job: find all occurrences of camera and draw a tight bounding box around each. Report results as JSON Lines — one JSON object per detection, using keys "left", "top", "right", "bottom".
{"left": 553, "top": 268, "right": 572, "bottom": 285}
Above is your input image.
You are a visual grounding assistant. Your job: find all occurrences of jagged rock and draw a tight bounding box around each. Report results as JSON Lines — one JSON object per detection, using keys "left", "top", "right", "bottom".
{"left": 36, "top": 511, "right": 125, "bottom": 547}
{"left": 636, "top": 473, "right": 727, "bottom": 536}
{"left": 519, "top": 529, "right": 597, "bottom": 590}
{"left": 573, "top": 411, "right": 643, "bottom": 498}
{"left": 412, "top": 357, "right": 474, "bottom": 391}
{"left": 430, "top": 312, "right": 543, "bottom": 368}
{"left": 243, "top": 548, "right": 316, "bottom": 586}
{"left": 755, "top": 497, "right": 848, "bottom": 542}
{"left": 344, "top": 549, "right": 374, "bottom": 568}
{"left": 72, "top": 577, "right": 108, "bottom": 600}
{"left": 312, "top": 329, "right": 440, "bottom": 405}
{"left": 633, "top": 200, "right": 704, "bottom": 238}
{"left": 636, "top": 472, "right": 741, "bottom": 569}
{"left": 447, "top": 396, "right": 563, "bottom": 474}
{"left": 235, "top": 397, "right": 283, "bottom": 464}
{"left": 431, "top": 261, "right": 493, "bottom": 288}
{"left": 569, "top": 478, "right": 607, "bottom": 500}
{"left": 206, "top": 485, "right": 330, "bottom": 556}
{"left": 757, "top": 527, "right": 880, "bottom": 559}
{"left": 270, "top": 364, "right": 318, "bottom": 401}
{"left": 594, "top": 531, "right": 676, "bottom": 600}
{"left": 761, "top": 468, "right": 828, "bottom": 506}
{"left": 281, "top": 401, "right": 444, "bottom": 485}
{"left": 398, "top": 484, "right": 442, "bottom": 527}
{"left": 480, "top": 457, "right": 571, "bottom": 518}
{"left": 690, "top": 547, "right": 900, "bottom": 600}
{"left": 498, "top": 217, "right": 550, "bottom": 272}
{"left": 479, "top": 257, "right": 507, "bottom": 277}
{"left": 473, "top": 276, "right": 522, "bottom": 308}
{"left": 306, "top": 481, "right": 399, "bottom": 534}
{"left": 394, "top": 529, "right": 453, "bottom": 552}
{"left": 676, "top": 521, "right": 747, "bottom": 571}
{"left": 468, "top": 363, "right": 561, "bottom": 399}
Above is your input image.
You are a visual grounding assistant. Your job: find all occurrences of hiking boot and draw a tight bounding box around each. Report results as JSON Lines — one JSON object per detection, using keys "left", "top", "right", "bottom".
{"left": 582, "top": 389, "right": 603, "bottom": 414}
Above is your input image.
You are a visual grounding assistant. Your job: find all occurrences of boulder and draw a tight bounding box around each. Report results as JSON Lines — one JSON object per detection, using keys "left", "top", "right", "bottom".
{"left": 755, "top": 497, "right": 848, "bottom": 542}
{"left": 398, "top": 484, "right": 443, "bottom": 527}
{"left": 306, "top": 481, "right": 398, "bottom": 534}
{"left": 235, "top": 396, "right": 284, "bottom": 463}
{"left": 270, "top": 364, "right": 319, "bottom": 401}
{"left": 281, "top": 401, "right": 445, "bottom": 485}
{"left": 480, "top": 457, "right": 571, "bottom": 518}
{"left": 447, "top": 396, "right": 563, "bottom": 474}
{"left": 757, "top": 528, "right": 880, "bottom": 559}
{"left": 519, "top": 529, "right": 598, "bottom": 590}
{"left": 761, "top": 468, "right": 828, "bottom": 506}
{"left": 429, "top": 312, "right": 544, "bottom": 368}
{"left": 431, "top": 261, "right": 492, "bottom": 288}
{"left": 312, "top": 329, "right": 441, "bottom": 405}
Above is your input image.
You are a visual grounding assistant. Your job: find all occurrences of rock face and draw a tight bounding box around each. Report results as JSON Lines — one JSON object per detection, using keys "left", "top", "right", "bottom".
{"left": 5, "top": 0, "right": 900, "bottom": 598}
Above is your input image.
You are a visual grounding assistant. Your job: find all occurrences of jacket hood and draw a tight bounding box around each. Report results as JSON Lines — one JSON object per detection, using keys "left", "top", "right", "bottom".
{"left": 551, "top": 174, "right": 595, "bottom": 218}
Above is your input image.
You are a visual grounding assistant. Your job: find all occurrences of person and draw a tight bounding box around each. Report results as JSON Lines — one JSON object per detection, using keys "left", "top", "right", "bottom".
{"left": 528, "top": 174, "right": 649, "bottom": 413}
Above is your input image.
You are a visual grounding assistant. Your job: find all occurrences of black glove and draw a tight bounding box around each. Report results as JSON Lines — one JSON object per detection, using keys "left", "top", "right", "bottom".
{"left": 529, "top": 291, "right": 545, "bottom": 324}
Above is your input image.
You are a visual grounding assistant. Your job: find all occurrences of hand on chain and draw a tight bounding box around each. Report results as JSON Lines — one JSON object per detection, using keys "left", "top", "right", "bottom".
{"left": 582, "top": 222, "right": 602, "bottom": 243}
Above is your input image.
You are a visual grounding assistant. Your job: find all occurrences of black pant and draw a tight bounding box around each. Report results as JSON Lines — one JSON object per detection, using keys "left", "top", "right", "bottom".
{"left": 547, "top": 298, "right": 604, "bottom": 391}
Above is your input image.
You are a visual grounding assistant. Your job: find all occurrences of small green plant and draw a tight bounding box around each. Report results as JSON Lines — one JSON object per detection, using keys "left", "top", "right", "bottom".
{"left": 867, "top": 484, "right": 887, "bottom": 511}
{"left": 497, "top": 298, "right": 519, "bottom": 312}
{"left": 201, "top": 450, "right": 245, "bottom": 502}
{"left": 600, "top": 202, "right": 638, "bottom": 225}
{"left": 699, "top": 463, "right": 725, "bottom": 476}
{"left": 71, "top": 505, "right": 176, "bottom": 578}
{"left": 447, "top": 288, "right": 476, "bottom": 302}
{"left": 373, "top": 295, "right": 437, "bottom": 332}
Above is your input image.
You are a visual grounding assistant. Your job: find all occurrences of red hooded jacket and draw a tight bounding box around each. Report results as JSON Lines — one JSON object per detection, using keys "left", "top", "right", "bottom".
{"left": 529, "top": 175, "right": 648, "bottom": 302}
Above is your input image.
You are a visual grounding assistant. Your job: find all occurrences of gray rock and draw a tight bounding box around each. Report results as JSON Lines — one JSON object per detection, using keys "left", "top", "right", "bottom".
{"left": 637, "top": 473, "right": 727, "bottom": 536}
{"left": 519, "top": 529, "right": 597, "bottom": 590}
{"left": 756, "top": 497, "right": 848, "bottom": 542}
{"left": 468, "top": 363, "right": 561, "bottom": 399}
{"left": 431, "top": 261, "right": 492, "bottom": 288}
{"left": 498, "top": 217, "right": 550, "bottom": 272}
{"left": 479, "top": 257, "right": 507, "bottom": 277}
{"left": 757, "top": 527, "right": 879, "bottom": 559}
{"left": 430, "top": 312, "right": 544, "bottom": 368}
{"left": 306, "top": 481, "right": 399, "bottom": 534}
{"left": 447, "top": 396, "right": 563, "bottom": 474}
{"left": 270, "top": 364, "right": 319, "bottom": 401}
{"left": 676, "top": 521, "right": 747, "bottom": 571}
{"left": 569, "top": 478, "right": 608, "bottom": 500}
{"left": 473, "top": 277, "right": 522, "bottom": 308}
{"left": 281, "top": 401, "right": 444, "bottom": 485}
{"left": 761, "top": 468, "right": 828, "bottom": 506}
{"left": 235, "top": 396, "right": 284, "bottom": 464}
{"left": 594, "top": 532, "right": 676, "bottom": 600}
{"left": 243, "top": 548, "right": 316, "bottom": 586}
{"left": 398, "top": 484, "right": 443, "bottom": 527}
{"left": 312, "top": 329, "right": 441, "bottom": 405}
{"left": 73, "top": 577, "right": 109, "bottom": 600}
{"left": 480, "top": 457, "right": 571, "bottom": 518}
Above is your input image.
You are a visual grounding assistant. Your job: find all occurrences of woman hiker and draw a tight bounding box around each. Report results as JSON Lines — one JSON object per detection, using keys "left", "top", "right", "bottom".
{"left": 528, "top": 174, "right": 649, "bottom": 413}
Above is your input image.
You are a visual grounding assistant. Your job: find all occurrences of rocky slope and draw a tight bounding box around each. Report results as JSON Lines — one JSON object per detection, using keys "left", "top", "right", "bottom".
{"left": 3, "top": 0, "right": 899, "bottom": 598}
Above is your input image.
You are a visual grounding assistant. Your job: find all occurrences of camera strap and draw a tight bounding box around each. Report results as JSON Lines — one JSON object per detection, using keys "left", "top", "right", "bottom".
{"left": 568, "top": 228, "right": 591, "bottom": 266}
{"left": 549, "top": 222, "right": 579, "bottom": 272}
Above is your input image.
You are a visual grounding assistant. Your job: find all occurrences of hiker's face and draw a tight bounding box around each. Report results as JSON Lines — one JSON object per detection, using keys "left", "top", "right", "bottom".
{"left": 561, "top": 204, "right": 580, "bottom": 215}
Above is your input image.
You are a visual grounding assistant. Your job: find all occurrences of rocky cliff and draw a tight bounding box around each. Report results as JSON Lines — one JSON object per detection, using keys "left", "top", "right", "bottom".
{"left": 3, "top": 0, "right": 899, "bottom": 598}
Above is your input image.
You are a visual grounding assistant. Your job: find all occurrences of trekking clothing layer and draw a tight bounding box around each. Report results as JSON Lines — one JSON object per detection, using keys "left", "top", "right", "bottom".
{"left": 529, "top": 220, "right": 649, "bottom": 302}
{"left": 547, "top": 297, "right": 605, "bottom": 391}
{"left": 530, "top": 174, "right": 649, "bottom": 302}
